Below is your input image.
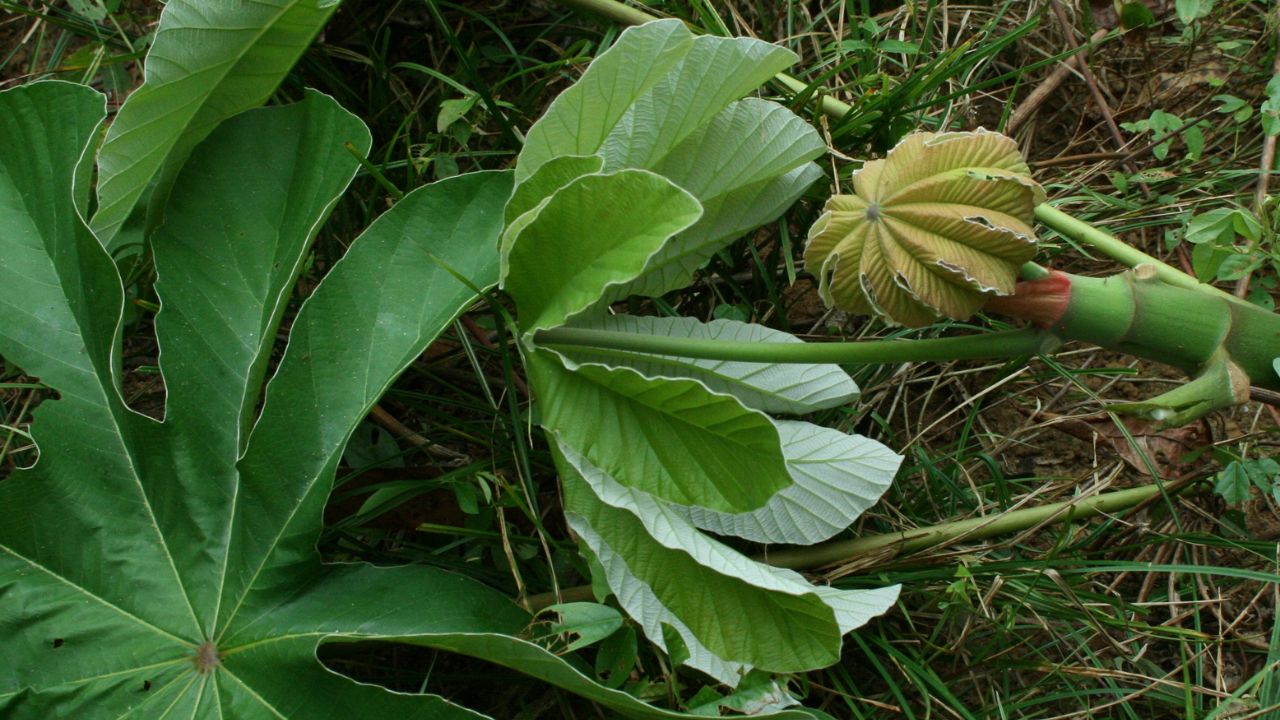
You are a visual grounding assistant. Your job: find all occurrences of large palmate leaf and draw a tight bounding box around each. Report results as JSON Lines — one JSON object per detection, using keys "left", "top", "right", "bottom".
{"left": 804, "top": 130, "right": 1044, "bottom": 327}
{"left": 5, "top": 82, "right": 803, "bottom": 720}
{"left": 92, "top": 0, "right": 341, "bottom": 247}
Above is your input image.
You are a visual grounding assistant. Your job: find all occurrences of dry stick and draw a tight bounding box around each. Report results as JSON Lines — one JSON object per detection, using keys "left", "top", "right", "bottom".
{"left": 1235, "top": 8, "right": 1280, "bottom": 298}
{"left": 1007, "top": 28, "right": 1111, "bottom": 135}
{"left": 1047, "top": 0, "right": 1151, "bottom": 199}
{"left": 368, "top": 404, "right": 470, "bottom": 463}
{"left": 525, "top": 483, "right": 1189, "bottom": 612}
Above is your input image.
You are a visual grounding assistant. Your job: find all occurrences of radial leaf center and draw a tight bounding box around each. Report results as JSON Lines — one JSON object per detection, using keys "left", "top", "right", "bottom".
{"left": 193, "top": 642, "right": 221, "bottom": 674}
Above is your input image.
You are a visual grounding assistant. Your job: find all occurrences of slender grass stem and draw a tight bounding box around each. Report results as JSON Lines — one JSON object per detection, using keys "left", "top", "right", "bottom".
{"left": 535, "top": 326, "right": 1058, "bottom": 364}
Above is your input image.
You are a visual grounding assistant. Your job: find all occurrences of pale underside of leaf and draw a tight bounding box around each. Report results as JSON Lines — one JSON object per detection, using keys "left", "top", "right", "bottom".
{"left": 516, "top": 19, "right": 695, "bottom": 182}
{"left": 559, "top": 314, "right": 858, "bottom": 415}
{"left": 604, "top": 99, "right": 825, "bottom": 304}
{"left": 599, "top": 36, "right": 796, "bottom": 172}
{"left": 503, "top": 154, "right": 603, "bottom": 226}
{"left": 556, "top": 440, "right": 900, "bottom": 678}
{"left": 678, "top": 420, "right": 902, "bottom": 545}
{"left": 512, "top": 23, "right": 820, "bottom": 308}
{"left": 806, "top": 203, "right": 877, "bottom": 317}
{"left": 499, "top": 154, "right": 604, "bottom": 284}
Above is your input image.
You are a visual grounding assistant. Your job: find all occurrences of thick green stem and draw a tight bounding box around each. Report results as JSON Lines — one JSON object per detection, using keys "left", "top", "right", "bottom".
{"left": 1054, "top": 268, "right": 1279, "bottom": 392}
{"left": 535, "top": 327, "right": 1059, "bottom": 364}
{"left": 555, "top": 0, "right": 654, "bottom": 26}
{"left": 527, "top": 483, "right": 1175, "bottom": 611}
{"left": 1034, "top": 204, "right": 1239, "bottom": 304}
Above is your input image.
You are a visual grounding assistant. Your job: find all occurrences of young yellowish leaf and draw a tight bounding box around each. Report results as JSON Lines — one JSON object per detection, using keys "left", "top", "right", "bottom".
{"left": 804, "top": 130, "right": 1044, "bottom": 327}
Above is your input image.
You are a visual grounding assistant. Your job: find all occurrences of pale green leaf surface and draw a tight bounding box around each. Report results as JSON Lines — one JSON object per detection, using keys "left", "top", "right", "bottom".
{"left": 615, "top": 164, "right": 824, "bottom": 302}
{"left": 516, "top": 19, "right": 695, "bottom": 182}
{"left": 599, "top": 36, "right": 796, "bottom": 171}
{"left": 606, "top": 99, "right": 826, "bottom": 302}
{"left": 679, "top": 420, "right": 902, "bottom": 545}
{"left": 512, "top": 26, "right": 820, "bottom": 308}
{"left": 530, "top": 348, "right": 791, "bottom": 512}
{"left": 642, "top": 98, "right": 824, "bottom": 199}
{"left": 559, "top": 315, "right": 858, "bottom": 414}
{"left": 556, "top": 441, "right": 899, "bottom": 677}
{"left": 499, "top": 154, "right": 602, "bottom": 282}
{"left": 92, "top": 0, "right": 341, "bottom": 245}
{"left": 576, "top": 521, "right": 750, "bottom": 685}
{"left": 503, "top": 154, "right": 603, "bottom": 226}
{"left": 501, "top": 170, "right": 702, "bottom": 333}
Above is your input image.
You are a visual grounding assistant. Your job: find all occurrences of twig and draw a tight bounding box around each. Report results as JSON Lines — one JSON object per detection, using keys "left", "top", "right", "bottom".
{"left": 1251, "top": 385, "right": 1280, "bottom": 407}
{"left": 1047, "top": 0, "right": 1151, "bottom": 198}
{"left": 1008, "top": 28, "right": 1110, "bottom": 135}
{"left": 1234, "top": 7, "right": 1280, "bottom": 298}
{"left": 368, "top": 404, "right": 471, "bottom": 464}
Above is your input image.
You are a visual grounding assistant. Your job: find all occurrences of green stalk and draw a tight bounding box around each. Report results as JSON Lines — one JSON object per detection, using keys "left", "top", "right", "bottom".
{"left": 1032, "top": 268, "right": 1279, "bottom": 392}
{"left": 1034, "top": 204, "right": 1239, "bottom": 304}
{"left": 762, "top": 484, "right": 1166, "bottom": 571}
{"left": 535, "top": 327, "right": 1059, "bottom": 364}
{"left": 526, "top": 482, "right": 1176, "bottom": 611}
{"left": 555, "top": 0, "right": 656, "bottom": 26}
